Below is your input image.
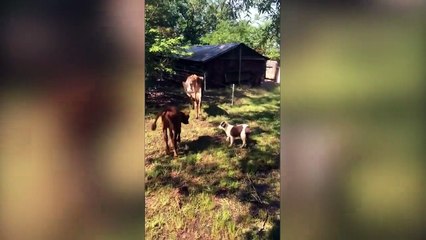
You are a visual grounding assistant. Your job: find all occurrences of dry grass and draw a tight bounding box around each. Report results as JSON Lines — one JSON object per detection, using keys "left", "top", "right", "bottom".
{"left": 145, "top": 82, "right": 280, "bottom": 240}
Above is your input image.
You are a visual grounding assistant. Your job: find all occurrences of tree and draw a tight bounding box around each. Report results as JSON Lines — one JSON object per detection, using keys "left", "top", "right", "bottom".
{"left": 201, "top": 19, "right": 279, "bottom": 60}
{"left": 223, "top": 0, "right": 280, "bottom": 46}
{"left": 200, "top": 20, "right": 253, "bottom": 45}
{"left": 145, "top": 0, "right": 281, "bottom": 81}
{"left": 145, "top": 0, "right": 190, "bottom": 80}
{"left": 241, "top": 0, "right": 280, "bottom": 39}
{"left": 254, "top": 0, "right": 280, "bottom": 44}
{"left": 145, "top": 0, "right": 237, "bottom": 80}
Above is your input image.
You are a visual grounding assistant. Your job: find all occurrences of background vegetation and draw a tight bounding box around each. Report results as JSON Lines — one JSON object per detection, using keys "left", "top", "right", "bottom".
{"left": 145, "top": 0, "right": 280, "bottom": 80}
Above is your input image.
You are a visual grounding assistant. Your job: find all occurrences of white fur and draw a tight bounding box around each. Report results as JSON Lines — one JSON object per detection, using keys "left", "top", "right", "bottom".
{"left": 218, "top": 122, "right": 249, "bottom": 148}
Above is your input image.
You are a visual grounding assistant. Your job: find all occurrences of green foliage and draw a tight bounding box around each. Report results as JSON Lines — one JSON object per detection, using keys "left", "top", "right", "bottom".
{"left": 235, "top": 0, "right": 280, "bottom": 43}
{"left": 265, "top": 46, "right": 280, "bottom": 61}
{"left": 201, "top": 19, "right": 280, "bottom": 60}
{"left": 177, "top": 0, "right": 222, "bottom": 44}
{"left": 145, "top": 0, "right": 235, "bottom": 80}
{"left": 255, "top": 0, "right": 280, "bottom": 42}
{"left": 145, "top": 0, "right": 281, "bottom": 80}
{"left": 213, "top": 0, "right": 280, "bottom": 45}
{"left": 200, "top": 20, "right": 252, "bottom": 45}
{"left": 145, "top": 1, "right": 187, "bottom": 80}
{"left": 146, "top": 28, "right": 189, "bottom": 77}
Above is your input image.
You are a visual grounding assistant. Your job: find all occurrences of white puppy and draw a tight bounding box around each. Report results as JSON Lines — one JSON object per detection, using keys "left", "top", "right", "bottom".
{"left": 218, "top": 121, "right": 251, "bottom": 148}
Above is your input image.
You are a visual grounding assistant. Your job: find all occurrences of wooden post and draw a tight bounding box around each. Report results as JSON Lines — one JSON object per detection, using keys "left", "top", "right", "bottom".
{"left": 231, "top": 84, "right": 235, "bottom": 106}
{"left": 238, "top": 47, "right": 242, "bottom": 85}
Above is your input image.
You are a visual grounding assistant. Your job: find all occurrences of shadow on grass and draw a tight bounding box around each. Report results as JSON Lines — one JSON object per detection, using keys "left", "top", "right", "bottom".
{"left": 244, "top": 93, "right": 280, "bottom": 106}
{"left": 229, "top": 110, "right": 280, "bottom": 137}
{"left": 145, "top": 81, "right": 280, "bottom": 237}
{"left": 146, "top": 159, "right": 226, "bottom": 197}
{"left": 215, "top": 137, "right": 259, "bottom": 149}
{"left": 243, "top": 217, "right": 280, "bottom": 240}
{"left": 239, "top": 146, "right": 280, "bottom": 174}
{"left": 230, "top": 111, "right": 278, "bottom": 124}
{"left": 260, "top": 80, "right": 280, "bottom": 92}
{"left": 145, "top": 80, "right": 191, "bottom": 114}
{"left": 250, "top": 126, "right": 267, "bottom": 136}
{"left": 267, "top": 218, "right": 281, "bottom": 240}
{"left": 204, "top": 104, "right": 229, "bottom": 117}
{"left": 145, "top": 154, "right": 173, "bottom": 165}
{"left": 146, "top": 79, "right": 279, "bottom": 112}
{"left": 182, "top": 135, "right": 223, "bottom": 154}
{"left": 145, "top": 136, "right": 280, "bottom": 239}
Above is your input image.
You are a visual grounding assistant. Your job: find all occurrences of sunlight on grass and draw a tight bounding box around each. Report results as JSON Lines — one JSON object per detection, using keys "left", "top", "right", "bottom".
{"left": 145, "top": 83, "right": 280, "bottom": 239}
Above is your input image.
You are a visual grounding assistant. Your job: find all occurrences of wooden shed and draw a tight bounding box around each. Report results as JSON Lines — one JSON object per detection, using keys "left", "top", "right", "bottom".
{"left": 171, "top": 43, "right": 268, "bottom": 89}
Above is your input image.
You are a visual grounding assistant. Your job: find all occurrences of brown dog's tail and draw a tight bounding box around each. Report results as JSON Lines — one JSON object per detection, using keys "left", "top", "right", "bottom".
{"left": 151, "top": 110, "right": 164, "bottom": 130}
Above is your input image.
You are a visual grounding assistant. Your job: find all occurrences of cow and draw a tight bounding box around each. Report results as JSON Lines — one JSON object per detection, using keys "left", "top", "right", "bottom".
{"left": 151, "top": 106, "right": 189, "bottom": 157}
{"left": 182, "top": 74, "right": 203, "bottom": 119}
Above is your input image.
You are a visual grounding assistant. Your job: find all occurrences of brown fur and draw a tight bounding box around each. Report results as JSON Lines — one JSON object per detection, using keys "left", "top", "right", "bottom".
{"left": 152, "top": 106, "right": 189, "bottom": 157}
{"left": 182, "top": 74, "right": 203, "bottom": 119}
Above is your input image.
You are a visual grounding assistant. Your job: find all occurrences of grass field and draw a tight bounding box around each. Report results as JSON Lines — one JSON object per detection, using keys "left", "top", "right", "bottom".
{"left": 145, "top": 81, "right": 280, "bottom": 239}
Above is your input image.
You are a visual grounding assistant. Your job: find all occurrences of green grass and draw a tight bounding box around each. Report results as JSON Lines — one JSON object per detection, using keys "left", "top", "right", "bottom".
{"left": 145, "top": 82, "right": 280, "bottom": 239}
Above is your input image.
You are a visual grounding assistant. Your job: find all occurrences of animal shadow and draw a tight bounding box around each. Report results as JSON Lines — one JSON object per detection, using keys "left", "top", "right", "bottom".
{"left": 182, "top": 135, "right": 222, "bottom": 154}
{"left": 204, "top": 105, "right": 229, "bottom": 117}
{"left": 225, "top": 138, "right": 257, "bottom": 148}
{"left": 250, "top": 126, "right": 265, "bottom": 135}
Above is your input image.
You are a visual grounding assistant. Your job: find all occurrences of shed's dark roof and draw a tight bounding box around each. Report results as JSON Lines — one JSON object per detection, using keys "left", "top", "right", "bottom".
{"left": 179, "top": 43, "right": 267, "bottom": 62}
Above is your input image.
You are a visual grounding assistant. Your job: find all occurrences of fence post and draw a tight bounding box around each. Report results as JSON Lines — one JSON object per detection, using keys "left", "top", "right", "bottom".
{"left": 231, "top": 84, "right": 235, "bottom": 106}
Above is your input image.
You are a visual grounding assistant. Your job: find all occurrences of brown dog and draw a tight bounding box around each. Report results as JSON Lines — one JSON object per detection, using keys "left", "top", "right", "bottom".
{"left": 151, "top": 106, "right": 189, "bottom": 157}
{"left": 182, "top": 74, "right": 203, "bottom": 119}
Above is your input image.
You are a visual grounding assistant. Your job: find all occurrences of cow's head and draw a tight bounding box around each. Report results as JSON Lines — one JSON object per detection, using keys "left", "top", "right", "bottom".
{"left": 182, "top": 81, "right": 191, "bottom": 93}
{"left": 183, "top": 74, "right": 203, "bottom": 94}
